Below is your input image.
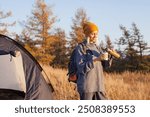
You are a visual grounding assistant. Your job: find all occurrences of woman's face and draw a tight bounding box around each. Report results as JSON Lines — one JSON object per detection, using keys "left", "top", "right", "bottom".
{"left": 88, "top": 31, "right": 98, "bottom": 43}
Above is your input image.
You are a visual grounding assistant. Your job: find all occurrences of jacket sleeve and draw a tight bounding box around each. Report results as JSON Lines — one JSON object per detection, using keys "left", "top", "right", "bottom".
{"left": 108, "top": 55, "right": 113, "bottom": 67}
{"left": 101, "top": 55, "right": 113, "bottom": 70}
{"left": 75, "top": 46, "right": 94, "bottom": 74}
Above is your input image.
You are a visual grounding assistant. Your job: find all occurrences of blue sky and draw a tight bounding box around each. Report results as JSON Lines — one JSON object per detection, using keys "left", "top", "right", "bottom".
{"left": 0, "top": 0, "right": 150, "bottom": 46}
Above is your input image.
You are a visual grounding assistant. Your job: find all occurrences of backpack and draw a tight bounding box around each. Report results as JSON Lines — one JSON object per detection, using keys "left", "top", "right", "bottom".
{"left": 67, "top": 43, "right": 87, "bottom": 83}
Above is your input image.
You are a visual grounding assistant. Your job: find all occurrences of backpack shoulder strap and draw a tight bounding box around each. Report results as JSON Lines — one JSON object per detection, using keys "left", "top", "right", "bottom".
{"left": 78, "top": 42, "right": 87, "bottom": 55}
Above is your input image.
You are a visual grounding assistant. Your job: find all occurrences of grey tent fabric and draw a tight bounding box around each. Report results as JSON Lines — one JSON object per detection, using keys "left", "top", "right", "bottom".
{"left": 0, "top": 34, "right": 53, "bottom": 100}
{"left": 0, "top": 54, "right": 26, "bottom": 92}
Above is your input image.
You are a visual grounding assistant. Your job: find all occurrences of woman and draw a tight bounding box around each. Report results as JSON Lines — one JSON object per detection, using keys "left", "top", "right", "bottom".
{"left": 74, "top": 21, "right": 111, "bottom": 100}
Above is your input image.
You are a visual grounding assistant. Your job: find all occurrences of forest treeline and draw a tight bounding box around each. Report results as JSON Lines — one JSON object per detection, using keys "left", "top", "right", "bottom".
{"left": 0, "top": 0, "right": 150, "bottom": 72}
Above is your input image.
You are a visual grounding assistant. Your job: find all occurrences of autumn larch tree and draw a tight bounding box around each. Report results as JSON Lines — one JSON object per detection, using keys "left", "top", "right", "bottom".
{"left": 0, "top": 9, "right": 15, "bottom": 35}
{"left": 69, "top": 8, "right": 89, "bottom": 53}
{"left": 21, "top": 0, "right": 56, "bottom": 64}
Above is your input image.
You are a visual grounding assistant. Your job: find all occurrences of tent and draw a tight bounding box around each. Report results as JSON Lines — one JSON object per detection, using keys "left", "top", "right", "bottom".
{"left": 0, "top": 34, "right": 53, "bottom": 100}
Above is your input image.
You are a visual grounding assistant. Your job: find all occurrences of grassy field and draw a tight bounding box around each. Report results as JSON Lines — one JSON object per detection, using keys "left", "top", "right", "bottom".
{"left": 42, "top": 65, "right": 150, "bottom": 100}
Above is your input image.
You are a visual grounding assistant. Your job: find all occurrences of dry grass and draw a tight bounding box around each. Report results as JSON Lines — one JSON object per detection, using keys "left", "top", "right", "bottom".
{"left": 42, "top": 65, "right": 150, "bottom": 100}
{"left": 41, "top": 65, "right": 79, "bottom": 100}
{"left": 105, "top": 71, "right": 150, "bottom": 100}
